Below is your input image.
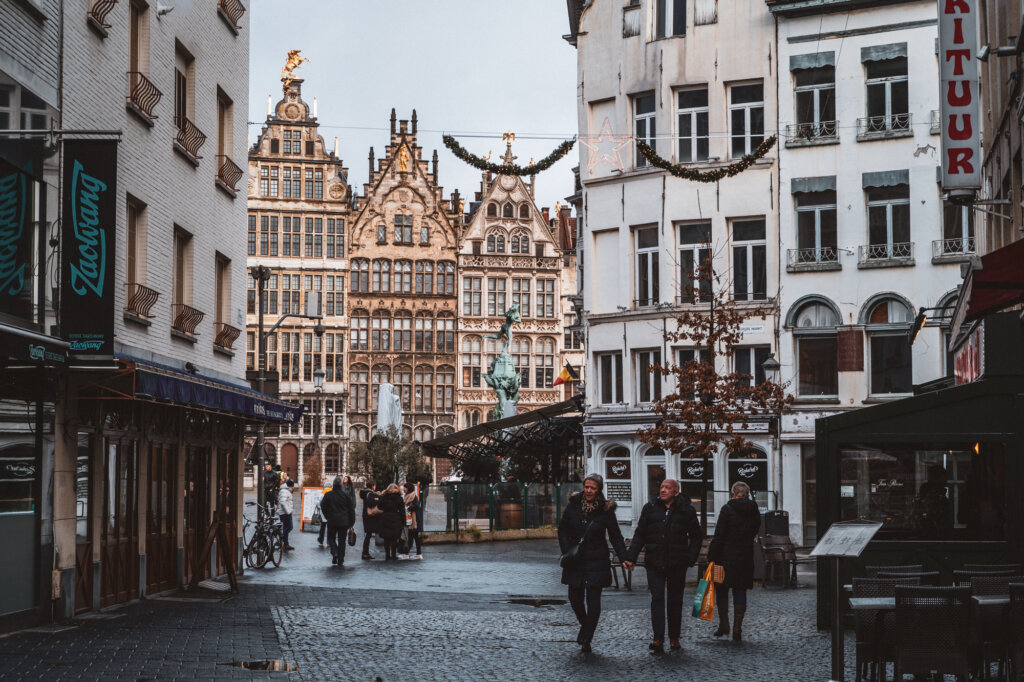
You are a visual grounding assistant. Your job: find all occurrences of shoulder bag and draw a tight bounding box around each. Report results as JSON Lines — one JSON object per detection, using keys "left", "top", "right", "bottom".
{"left": 559, "top": 518, "right": 597, "bottom": 569}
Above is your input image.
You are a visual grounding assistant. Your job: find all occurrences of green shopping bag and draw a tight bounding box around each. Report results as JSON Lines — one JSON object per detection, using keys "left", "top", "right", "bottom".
{"left": 691, "top": 562, "right": 716, "bottom": 620}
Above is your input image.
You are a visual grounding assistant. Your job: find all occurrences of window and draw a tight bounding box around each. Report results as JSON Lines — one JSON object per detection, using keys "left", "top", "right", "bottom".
{"left": 377, "top": 223, "right": 387, "bottom": 244}
{"left": 464, "top": 411, "right": 481, "bottom": 428}
{"left": 462, "top": 337, "right": 481, "bottom": 387}
{"left": 304, "top": 169, "right": 313, "bottom": 198}
{"left": 487, "top": 278, "right": 507, "bottom": 316}
{"left": 633, "top": 93, "right": 656, "bottom": 167}
{"left": 393, "top": 311, "right": 412, "bottom": 351}
{"left": 126, "top": 197, "right": 145, "bottom": 285}
{"left": 865, "top": 57, "right": 909, "bottom": 133}
{"left": 174, "top": 42, "right": 194, "bottom": 128}
{"left": 313, "top": 218, "right": 323, "bottom": 257}
{"left": 394, "top": 365, "right": 412, "bottom": 410}
{"left": 349, "top": 424, "right": 369, "bottom": 442}
{"left": 437, "top": 366, "right": 455, "bottom": 412}
{"left": 941, "top": 200, "right": 975, "bottom": 255}
{"left": 511, "top": 232, "right": 531, "bottom": 254}
{"left": 247, "top": 215, "right": 256, "bottom": 256}
{"left": 487, "top": 203, "right": 498, "bottom": 217}
{"left": 535, "top": 337, "right": 555, "bottom": 388}
{"left": 676, "top": 347, "right": 711, "bottom": 400}
{"left": 350, "top": 364, "right": 369, "bottom": 411}
{"left": 463, "top": 277, "right": 482, "bottom": 316}
{"left": 634, "top": 227, "right": 659, "bottom": 307}
{"left": 795, "top": 190, "right": 838, "bottom": 264}
{"left": 597, "top": 352, "right": 624, "bottom": 404}
{"left": 283, "top": 217, "right": 300, "bottom": 256}
{"left": 564, "top": 314, "right": 583, "bottom": 349}
{"left": 729, "top": 83, "right": 764, "bottom": 157}
{"left": 420, "top": 223, "right": 429, "bottom": 245}
{"left": 512, "top": 278, "right": 531, "bottom": 317}
{"left": 326, "top": 218, "right": 341, "bottom": 258}
{"left": 282, "top": 168, "right": 292, "bottom": 198}
{"left": 438, "top": 261, "right": 456, "bottom": 295}
{"left": 214, "top": 254, "right": 230, "bottom": 325}
{"left": 728, "top": 447, "right": 770, "bottom": 510}
{"left": 303, "top": 217, "right": 314, "bottom": 257}
{"left": 866, "top": 298, "right": 912, "bottom": 395}
{"left": 536, "top": 279, "right": 555, "bottom": 317}
{"left": 314, "top": 169, "right": 323, "bottom": 199}
{"left": 415, "top": 366, "right": 434, "bottom": 411}
{"left": 437, "top": 315, "right": 455, "bottom": 353}
{"left": 731, "top": 218, "right": 766, "bottom": 301}
{"left": 793, "top": 301, "right": 839, "bottom": 397}
{"left": 793, "top": 66, "right": 836, "bottom": 137}
{"left": 259, "top": 167, "right": 269, "bottom": 196}
{"left": 866, "top": 185, "right": 911, "bottom": 260}
{"left": 678, "top": 222, "right": 711, "bottom": 303}
{"left": 216, "top": 88, "right": 232, "bottom": 162}
{"left": 129, "top": 1, "right": 148, "bottom": 78}
{"left": 677, "top": 88, "right": 709, "bottom": 163}
{"left": 172, "top": 227, "right": 192, "bottom": 307}
{"left": 371, "top": 311, "right": 390, "bottom": 350}
{"left": 370, "top": 365, "right": 391, "bottom": 410}
{"left": 395, "top": 214, "right": 413, "bottom": 244}
{"left": 502, "top": 203, "right": 514, "bottom": 218}
{"left": 487, "top": 232, "right": 506, "bottom": 253}
{"left": 415, "top": 316, "right": 433, "bottom": 352}
{"left": 269, "top": 217, "right": 278, "bottom": 256}
{"left": 655, "top": 0, "right": 686, "bottom": 38}
{"left": 519, "top": 204, "right": 530, "bottom": 219}
{"left": 511, "top": 338, "right": 531, "bottom": 388}
{"left": 268, "top": 168, "right": 278, "bottom": 197}
{"left": 372, "top": 259, "right": 391, "bottom": 292}
{"left": 735, "top": 346, "right": 771, "bottom": 388}
{"left": 635, "top": 349, "right": 662, "bottom": 403}
{"left": 350, "top": 311, "right": 369, "bottom": 350}
{"left": 393, "top": 260, "right": 412, "bottom": 293}
{"left": 416, "top": 261, "right": 434, "bottom": 294}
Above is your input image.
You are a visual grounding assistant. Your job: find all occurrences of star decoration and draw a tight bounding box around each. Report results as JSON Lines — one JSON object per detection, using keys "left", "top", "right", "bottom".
{"left": 579, "top": 118, "right": 631, "bottom": 172}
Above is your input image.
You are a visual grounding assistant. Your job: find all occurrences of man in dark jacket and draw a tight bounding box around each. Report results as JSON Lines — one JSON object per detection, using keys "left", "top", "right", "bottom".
{"left": 319, "top": 476, "right": 355, "bottom": 565}
{"left": 359, "top": 481, "right": 380, "bottom": 560}
{"left": 262, "top": 464, "right": 279, "bottom": 510}
{"left": 625, "top": 478, "right": 703, "bottom": 652}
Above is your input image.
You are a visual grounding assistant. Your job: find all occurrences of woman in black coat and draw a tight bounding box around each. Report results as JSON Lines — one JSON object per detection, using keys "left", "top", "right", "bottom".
{"left": 558, "top": 473, "right": 629, "bottom": 653}
{"left": 707, "top": 481, "right": 762, "bottom": 641}
{"left": 377, "top": 484, "right": 407, "bottom": 561}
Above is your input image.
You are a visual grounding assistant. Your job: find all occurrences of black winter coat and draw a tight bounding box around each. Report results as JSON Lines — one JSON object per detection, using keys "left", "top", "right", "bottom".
{"left": 628, "top": 495, "right": 703, "bottom": 571}
{"left": 377, "top": 491, "right": 406, "bottom": 541}
{"left": 320, "top": 487, "right": 355, "bottom": 527}
{"left": 558, "top": 493, "right": 628, "bottom": 588}
{"left": 707, "top": 497, "right": 761, "bottom": 589}
{"left": 360, "top": 488, "right": 380, "bottom": 534}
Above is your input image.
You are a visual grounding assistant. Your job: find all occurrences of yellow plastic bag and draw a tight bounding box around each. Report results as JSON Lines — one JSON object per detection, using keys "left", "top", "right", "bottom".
{"left": 692, "top": 562, "right": 716, "bottom": 621}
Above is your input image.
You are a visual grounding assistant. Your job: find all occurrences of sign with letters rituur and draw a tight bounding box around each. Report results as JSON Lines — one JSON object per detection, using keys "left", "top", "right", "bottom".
{"left": 938, "top": 0, "right": 981, "bottom": 194}
{"left": 61, "top": 140, "right": 117, "bottom": 358}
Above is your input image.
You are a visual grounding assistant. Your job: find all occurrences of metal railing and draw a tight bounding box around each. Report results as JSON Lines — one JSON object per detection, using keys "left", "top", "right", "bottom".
{"left": 787, "top": 246, "right": 839, "bottom": 267}
{"left": 127, "top": 72, "right": 162, "bottom": 119}
{"left": 88, "top": 0, "right": 117, "bottom": 27}
{"left": 214, "top": 322, "right": 241, "bottom": 349}
{"left": 217, "top": 0, "right": 246, "bottom": 27}
{"left": 216, "top": 155, "right": 244, "bottom": 191}
{"left": 930, "top": 109, "right": 941, "bottom": 135}
{"left": 174, "top": 116, "right": 207, "bottom": 159}
{"left": 124, "top": 282, "right": 160, "bottom": 318}
{"left": 933, "top": 237, "right": 975, "bottom": 257}
{"left": 859, "top": 241, "right": 914, "bottom": 263}
{"left": 784, "top": 121, "right": 838, "bottom": 143}
{"left": 857, "top": 113, "right": 912, "bottom": 139}
{"left": 171, "top": 303, "right": 205, "bottom": 335}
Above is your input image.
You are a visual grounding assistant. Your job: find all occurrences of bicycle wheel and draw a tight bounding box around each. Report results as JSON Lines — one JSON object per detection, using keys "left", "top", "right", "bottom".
{"left": 252, "top": 533, "right": 271, "bottom": 568}
{"left": 268, "top": 530, "right": 283, "bottom": 567}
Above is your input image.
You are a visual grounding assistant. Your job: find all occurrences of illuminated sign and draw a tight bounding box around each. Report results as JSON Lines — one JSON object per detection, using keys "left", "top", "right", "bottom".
{"left": 939, "top": 0, "right": 981, "bottom": 194}
{"left": 954, "top": 321, "right": 984, "bottom": 385}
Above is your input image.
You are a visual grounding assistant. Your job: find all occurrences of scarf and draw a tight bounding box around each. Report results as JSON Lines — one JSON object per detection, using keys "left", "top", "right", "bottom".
{"left": 581, "top": 497, "right": 598, "bottom": 517}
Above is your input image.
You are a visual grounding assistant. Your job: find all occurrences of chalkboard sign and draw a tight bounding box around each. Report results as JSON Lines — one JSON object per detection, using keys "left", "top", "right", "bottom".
{"left": 810, "top": 520, "right": 882, "bottom": 558}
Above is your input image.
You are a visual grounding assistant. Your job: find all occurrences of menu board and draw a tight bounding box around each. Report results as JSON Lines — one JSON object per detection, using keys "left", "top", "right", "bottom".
{"left": 810, "top": 520, "right": 882, "bottom": 558}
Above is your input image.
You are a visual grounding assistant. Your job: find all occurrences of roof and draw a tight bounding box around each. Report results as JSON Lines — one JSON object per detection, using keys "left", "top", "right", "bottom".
{"left": 421, "top": 396, "right": 583, "bottom": 454}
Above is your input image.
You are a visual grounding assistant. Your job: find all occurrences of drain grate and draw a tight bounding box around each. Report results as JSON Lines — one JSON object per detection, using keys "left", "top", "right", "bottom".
{"left": 219, "top": 660, "right": 298, "bottom": 671}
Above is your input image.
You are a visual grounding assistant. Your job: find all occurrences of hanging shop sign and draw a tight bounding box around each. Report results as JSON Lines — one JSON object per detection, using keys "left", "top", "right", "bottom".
{"left": 61, "top": 140, "right": 117, "bottom": 358}
{"left": 938, "top": 0, "right": 981, "bottom": 195}
{"left": 954, "top": 320, "right": 984, "bottom": 386}
{"left": 0, "top": 148, "right": 41, "bottom": 324}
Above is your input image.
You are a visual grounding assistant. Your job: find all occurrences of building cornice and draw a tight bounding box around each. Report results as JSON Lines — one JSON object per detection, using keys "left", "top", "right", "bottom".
{"left": 767, "top": 0, "right": 927, "bottom": 18}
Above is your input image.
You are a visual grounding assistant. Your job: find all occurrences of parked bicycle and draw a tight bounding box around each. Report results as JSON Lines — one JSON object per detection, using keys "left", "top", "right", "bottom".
{"left": 242, "top": 501, "right": 283, "bottom": 569}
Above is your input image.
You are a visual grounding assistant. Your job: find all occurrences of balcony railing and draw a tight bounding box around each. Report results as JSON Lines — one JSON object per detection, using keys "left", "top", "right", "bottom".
{"left": 859, "top": 241, "right": 914, "bottom": 264}
{"left": 124, "top": 283, "right": 160, "bottom": 318}
{"left": 857, "top": 113, "right": 912, "bottom": 140}
{"left": 174, "top": 116, "right": 207, "bottom": 160}
{"left": 217, "top": 0, "right": 246, "bottom": 28}
{"left": 933, "top": 237, "right": 976, "bottom": 258}
{"left": 784, "top": 121, "right": 839, "bottom": 145}
{"left": 214, "top": 322, "right": 241, "bottom": 350}
{"left": 787, "top": 246, "right": 839, "bottom": 268}
{"left": 88, "top": 0, "right": 117, "bottom": 28}
{"left": 216, "top": 155, "right": 244, "bottom": 191}
{"left": 126, "top": 72, "right": 162, "bottom": 120}
{"left": 171, "top": 303, "right": 205, "bottom": 336}
{"left": 930, "top": 109, "right": 941, "bottom": 135}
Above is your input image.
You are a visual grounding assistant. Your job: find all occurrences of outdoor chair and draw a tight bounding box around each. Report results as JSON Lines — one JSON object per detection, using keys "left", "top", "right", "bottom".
{"left": 966, "top": 563, "right": 1022, "bottom": 574}
{"left": 955, "top": 569, "right": 1019, "bottom": 586}
{"left": 877, "top": 570, "right": 941, "bottom": 586}
{"left": 969, "top": 576, "right": 1024, "bottom": 680}
{"left": 758, "top": 534, "right": 811, "bottom": 587}
{"left": 893, "top": 585, "right": 974, "bottom": 682}
{"left": 971, "top": 575, "right": 1024, "bottom": 596}
{"left": 852, "top": 576, "right": 921, "bottom": 682}
{"left": 1008, "top": 584, "right": 1024, "bottom": 681}
{"left": 865, "top": 564, "right": 924, "bottom": 578}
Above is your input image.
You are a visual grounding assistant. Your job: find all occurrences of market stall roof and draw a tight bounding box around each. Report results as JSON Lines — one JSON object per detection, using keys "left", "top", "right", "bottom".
{"left": 950, "top": 238, "right": 1024, "bottom": 343}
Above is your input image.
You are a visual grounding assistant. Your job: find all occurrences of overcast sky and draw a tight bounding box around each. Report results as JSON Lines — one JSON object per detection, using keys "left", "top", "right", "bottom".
{"left": 249, "top": 1, "right": 579, "bottom": 213}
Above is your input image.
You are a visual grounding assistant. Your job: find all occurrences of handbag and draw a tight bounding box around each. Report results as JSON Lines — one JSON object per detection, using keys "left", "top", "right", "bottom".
{"left": 311, "top": 506, "right": 323, "bottom": 526}
{"left": 367, "top": 504, "right": 382, "bottom": 517}
{"left": 347, "top": 527, "right": 357, "bottom": 546}
{"left": 559, "top": 519, "right": 597, "bottom": 569}
{"left": 692, "top": 562, "right": 717, "bottom": 621}
{"left": 398, "top": 527, "right": 410, "bottom": 555}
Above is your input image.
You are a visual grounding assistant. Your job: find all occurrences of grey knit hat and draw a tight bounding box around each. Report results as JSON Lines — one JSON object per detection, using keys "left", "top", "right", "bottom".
{"left": 584, "top": 473, "right": 604, "bottom": 491}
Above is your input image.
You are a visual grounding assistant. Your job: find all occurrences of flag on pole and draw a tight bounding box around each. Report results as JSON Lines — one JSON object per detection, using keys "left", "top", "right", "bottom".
{"left": 552, "top": 362, "right": 579, "bottom": 387}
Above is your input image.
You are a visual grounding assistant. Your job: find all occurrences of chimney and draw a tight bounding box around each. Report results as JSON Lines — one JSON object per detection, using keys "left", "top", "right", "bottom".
{"left": 432, "top": 149, "right": 438, "bottom": 182}
{"left": 390, "top": 108, "right": 397, "bottom": 136}
{"left": 411, "top": 109, "right": 418, "bottom": 134}
{"left": 542, "top": 207, "right": 550, "bottom": 223}
{"left": 368, "top": 147, "right": 375, "bottom": 177}
{"left": 333, "top": 136, "right": 339, "bottom": 158}
{"left": 267, "top": 94, "right": 272, "bottom": 116}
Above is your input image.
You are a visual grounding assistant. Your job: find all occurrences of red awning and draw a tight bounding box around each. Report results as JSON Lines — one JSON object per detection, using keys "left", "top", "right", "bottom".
{"left": 950, "top": 238, "right": 1024, "bottom": 337}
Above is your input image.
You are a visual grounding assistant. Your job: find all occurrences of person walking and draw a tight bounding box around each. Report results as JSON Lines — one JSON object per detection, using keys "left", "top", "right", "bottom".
{"left": 707, "top": 481, "right": 762, "bottom": 642}
{"left": 319, "top": 476, "right": 355, "bottom": 566}
{"left": 263, "top": 463, "right": 279, "bottom": 510}
{"left": 403, "top": 482, "right": 423, "bottom": 558}
{"left": 360, "top": 481, "right": 380, "bottom": 560}
{"left": 558, "top": 473, "right": 629, "bottom": 654}
{"left": 316, "top": 480, "right": 333, "bottom": 546}
{"left": 277, "top": 480, "right": 296, "bottom": 551}
{"left": 625, "top": 478, "right": 703, "bottom": 653}
{"left": 378, "top": 484, "right": 407, "bottom": 561}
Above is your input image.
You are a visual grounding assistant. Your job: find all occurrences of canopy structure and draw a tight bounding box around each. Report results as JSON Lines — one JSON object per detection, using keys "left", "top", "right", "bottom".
{"left": 949, "top": 238, "right": 1024, "bottom": 345}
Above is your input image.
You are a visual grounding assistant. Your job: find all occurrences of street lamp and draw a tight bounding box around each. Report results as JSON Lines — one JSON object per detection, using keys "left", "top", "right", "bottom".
{"left": 313, "top": 368, "right": 325, "bottom": 487}
{"left": 761, "top": 353, "right": 782, "bottom": 510}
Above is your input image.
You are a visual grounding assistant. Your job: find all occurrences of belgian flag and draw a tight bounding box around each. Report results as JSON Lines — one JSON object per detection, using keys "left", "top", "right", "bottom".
{"left": 552, "top": 362, "right": 579, "bottom": 387}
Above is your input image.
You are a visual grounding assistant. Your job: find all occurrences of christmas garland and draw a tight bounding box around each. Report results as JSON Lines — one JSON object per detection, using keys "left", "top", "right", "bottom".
{"left": 443, "top": 135, "right": 575, "bottom": 176}
{"left": 636, "top": 135, "right": 777, "bottom": 182}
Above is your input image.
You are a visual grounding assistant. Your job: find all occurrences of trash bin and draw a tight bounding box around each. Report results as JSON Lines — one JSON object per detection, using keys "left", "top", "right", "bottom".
{"left": 764, "top": 510, "right": 789, "bottom": 537}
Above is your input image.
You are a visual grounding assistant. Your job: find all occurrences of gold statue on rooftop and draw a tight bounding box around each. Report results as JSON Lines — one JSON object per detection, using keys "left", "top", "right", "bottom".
{"left": 282, "top": 50, "right": 310, "bottom": 88}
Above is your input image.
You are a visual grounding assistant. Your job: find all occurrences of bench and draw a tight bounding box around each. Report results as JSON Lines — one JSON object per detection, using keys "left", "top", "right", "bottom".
{"left": 758, "top": 534, "right": 813, "bottom": 588}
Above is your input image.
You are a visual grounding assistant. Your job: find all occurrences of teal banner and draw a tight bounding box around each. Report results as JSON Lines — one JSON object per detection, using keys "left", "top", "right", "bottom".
{"left": 0, "top": 153, "right": 38, "bottom": 323}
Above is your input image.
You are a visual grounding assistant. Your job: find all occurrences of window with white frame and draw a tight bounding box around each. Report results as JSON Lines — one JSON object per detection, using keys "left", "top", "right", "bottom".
{"left": 512, "top": 278, "right": 531, "bottom": 317}
{"left": 793, "top": 66, "right": 836, "bottom": 137}
{"left": 511, "top": 337, "right": 531, "bottom": 388}
{"left": 734, "top": 346, "right": 771, "bottom": 388}
{"left": 633, "top": 93, "right": 656, "bottom": 167}
{"left": 463, "top": 277, "right": 482, "bottom": 316}
{"left": 677, "top": 222, "right": 711, "bottom": 303}
{"left": 635, "top": 226, "right": 659, "bottom": 307}
{"left": 677, "top": 88, "right": 709, "bottom": 163}
{"left": 865, "top": 56, "right": 909, "bottom": 133}
{"left": 536, "top": 279, "right": 555, "bottom": 317}
{"left": 732, "top": 218, "right": 766, "bottom": 301}
{"left": 597, "top": 352, "right": 624, "bottom": 404}
{"left": 941, "top": 199, "right": 975, "bottom": 255}
{"left": 655, "top": 0, "right": 686, "bottom": 38}
{"left": 535, "top": 337, "right": 555, "bottom": 388}
{"left": 394, "top": 214, "right": 413, "bottom": 244}
{"left": 729, "top": 83, "right": 764, "bottom": 158}
{"left": 462, "top": 336, "right": 481, "bottom": 387}
{"left": 866, "top": 184, "right": 911, "bottom": 260}
{"left": 792, "top": 301, "right": 839, "bottom": 397}
{"left": 676, "top": 347, "right": 710, "bottom": 400}
{"left": 634, "top": 349, "right": 662, "bottom": 403}
{"left": 487, "top": 277, "right": 507, "bottom": 316}
{"left": 795, "top": 190, "right": 838, "bottom": 264}
{"left": 866, "top": 298, "right": 913, "bottom": 395}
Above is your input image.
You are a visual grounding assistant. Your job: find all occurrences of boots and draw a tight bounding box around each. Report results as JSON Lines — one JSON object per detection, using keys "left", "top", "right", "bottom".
{"left": 732, "top": 604, "right": 747, "bottom": 642}
{"left": 713, "top": 610, "right": 730, "bottom": 637}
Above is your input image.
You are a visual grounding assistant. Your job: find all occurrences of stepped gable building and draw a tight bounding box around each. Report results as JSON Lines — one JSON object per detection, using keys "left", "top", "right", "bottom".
{"left": 246, "top": 76, "right": 352, "bottom": 484}
{"left": 457, "top": 148, "right": 580, "bottom": 429}
{"left": 347, "top": 111, "right": 461, "bottom": 454}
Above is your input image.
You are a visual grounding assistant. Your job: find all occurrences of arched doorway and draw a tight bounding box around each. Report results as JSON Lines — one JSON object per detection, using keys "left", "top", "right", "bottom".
{"left": 280, "top": 443, "right": 298, "bottom": 480}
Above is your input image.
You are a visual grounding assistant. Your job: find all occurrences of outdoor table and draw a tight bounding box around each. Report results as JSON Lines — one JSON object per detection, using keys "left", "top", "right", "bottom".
{"left": 849, "top": 597, "right": 895, "bottom": 610}
{"left": 973, "top": 595, "right": 1010, "bottom": 607}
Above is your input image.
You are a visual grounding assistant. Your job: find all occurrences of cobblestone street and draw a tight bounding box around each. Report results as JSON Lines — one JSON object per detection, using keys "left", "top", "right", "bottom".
{"left": 0, "top": 519, "right": 855, "bottom": 680}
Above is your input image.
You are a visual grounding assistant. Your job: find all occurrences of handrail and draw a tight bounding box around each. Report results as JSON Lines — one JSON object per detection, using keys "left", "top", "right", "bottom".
{"left": 857, "top": 113, "right": 912, "bottom": 137}
{"left": 784, "top": 121, "right": 838, "bottom": 142}
{"left": 787, "top": 246, "right": 839, "bottom": 267}
{"left": 174, "top": 116, "right": 207, "bottom": 159}
{"left": 216, "top": 155, "right": 244, "bottom": 190}
{"left": 88, "top": 0, "right": 117, "bottom": 27}
{"left": 859, "top": 241, "right": 914, "bottom": 262}
{"left": 218, "top": 0, "right": 246, "bottom": 27}
{"left": 932, "top": 237, "right": 975, "bottom": 257}
{"left": 171, "top": 303, "right": 205, "bottom": 335}
{"left": 214, "top": 322, "right": 241, "bottom": 349}
{"left": 125, "top": 282, "right": 160, "bottom": 318}
{"left": 127, "top": 72, "right": 162, "bottom": 119}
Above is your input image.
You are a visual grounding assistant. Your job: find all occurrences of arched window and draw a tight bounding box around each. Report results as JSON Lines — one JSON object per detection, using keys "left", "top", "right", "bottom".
{"left": 465, "top": 410, "right": 480, "bottom": 427}
{"left": 372, "top": 259, "right": 391, "bottom": 292}
{"left": 519, "top": 204, "right": 530, "bottom": 219}
{"left": 511, "top": 337, "right": 531, "bottom": 388}
{"left": 437, "top": 425, "right": 454, "bottom": 438}
{"left": 727, "top": 446, "right": 769, "bottom": 510}
{"left": 502, "top": 202, "right": 514, "bottom": 218}
{"left": 414, "top": 365, "right": 433, "bottom": 411}
{"left": 349, "top": 364, "right": 369, "bottom": 411}
{"left": 864, "top": 296, "right": 913, "bottom": 395}
{"left": 487, "top": 202, "right": 498, "bottom": 217}
{"left": 394, "top": 364, "right": 412, "bottom": 410}
{"left": 393, "top": 260, "right": 413, "bottom": 293}
{"left": 535, "top": 337, "right": 555, "bottom": 388}
{"left": 350, "top": 259, "right": 369, "bottom": 292}
{"left": 324, "top": 443, "right": 341, "bottom": 473}
{"left": 393, "top": 310, "right": 412, "bottom": 351}
{"left": 511, "top": 229, "right": 530, "bottom": 254}
{"left": 437, "top": 261, "right": 456, "bottom": 295}
{"left": 436, "top": 365, "right": 455, "bottom": 412}
{"left": 371, "top": 310, "right": 391, "bottom": 350}
{"left": 402, "top": 425, "right": 413, "bottom": 441}
{"left": 485, "top": 337, "right": 499, "bottom": 370}
{"left": 415, "top": 313, "right": 434, "bottom": 352}
{"left": 415, "top": 261, "right": 434, "bottom": 294}
{"left": 495, "top": 234, "right": 505, "bottom": 252}
{"left": 349, "top": 424, "right": 369, "bottom": 442}
{"left": 370, "top": 364, "right": 391, "bottom": 411}
{"left": 436, "top": 312, "right": 455, "bottom": 352}
{"left": 462, "top": 337, "right": 481, "bottom": 387}
{"left": 511, "top": 235, "right": 520, "bottom": 253}
{"left": 350, "top": 310, "right": 369, "bottom": 350}
{"left": 790, "top": 298, "right": 840, "bottom": 397}
{"left": 604, "top": 446, "right": 632, "bottom": 495}
{"left": 414, "top": 425, "right": 433, "bottom": 442}
{"left": 487, "top": 234, "right": 496, "bottom": 253}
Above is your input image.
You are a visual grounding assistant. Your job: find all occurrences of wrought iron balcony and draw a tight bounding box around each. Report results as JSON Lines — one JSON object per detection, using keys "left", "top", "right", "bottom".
{"left": 88, "top": 0, "right": 117, "bottom": 28}
{"left": 858, "top": 241, "right": 914, "bottom": 266}
{"left": 217, "top": 0, "right": 246, "bottom": 28}
{"left": 124, "top": 283, "right": 160, "bottom": 318}
{"left": 932, "top": 237, "right": 975, "bottom": 259}
{"left": 174, "top": 116, "right": 207, "bottom": 160}
{"left": 216, "top": 155, "right": 244, "bottom": 191}
{"left": 171, "top": 303, "right": 205, "bottom": 336}
{"left": 857, "top": 113, "right": 912, "bottom": 140}
{"left": 787, "top": 247, "right": 840, "bottom": 270}
{"left": 784, "top": 121, "right": 839, "bottom": 145}
{"left": 127, "top": 72, "right": 162, "bottom": 120}
{"left": 930, "top": 109, "right": 941, "bottom": 135}
{"left": 214, "top": 322, "right": 241, "bottom": 350}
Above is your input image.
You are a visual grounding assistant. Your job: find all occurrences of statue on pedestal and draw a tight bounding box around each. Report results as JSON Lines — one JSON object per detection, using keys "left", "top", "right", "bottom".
{"left": 482, "top": 304, "right": 522, "bottom": 421}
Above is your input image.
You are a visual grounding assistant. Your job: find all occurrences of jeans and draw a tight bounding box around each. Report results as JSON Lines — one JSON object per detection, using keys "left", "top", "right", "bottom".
{"left": 326, "top": 523, "right": 347, "bottom": 562}
{"left": 362, "top": 529, "right": 375, "bottom": 556}
{"left": 646, "top": 565, "right": 687, "bottom": 641}
{"left": 408, "top": 528, "right": 422, "bottom": 554}
{"left": 279, "top": 514, "right": 293, "bottom": 546}
{"left": 567, "top": 586, "right": 603, "bottom": 643}
{"left": 716, "top": 585, "right": 747, "bottom": 608}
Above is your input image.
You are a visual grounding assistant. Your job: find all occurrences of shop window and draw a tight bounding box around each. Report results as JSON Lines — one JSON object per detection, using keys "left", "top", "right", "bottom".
{"left": 679, "top": 450, "right": 714, "bottom": 515}
{"left": 727, "top": 447, "right": 769, "bottom": 511}
{"left": 604, "top": 447, "right": 632, "bottom": 503}
{"left": 865, "top": 297, "right": 912, "bottom": 395}
{"left": 792, "top": 300, "right": 839, "bottom": 397}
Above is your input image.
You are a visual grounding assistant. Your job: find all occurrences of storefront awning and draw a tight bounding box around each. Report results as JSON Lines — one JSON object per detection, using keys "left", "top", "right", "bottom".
{"left": 949, "top": 238, "right": 1024, "bottom": 344}
{"left": 0, "top": 322, "right": 68, "bottom": 366}
{"left": 422, "top": 396, "right": 583, "bottom": 455}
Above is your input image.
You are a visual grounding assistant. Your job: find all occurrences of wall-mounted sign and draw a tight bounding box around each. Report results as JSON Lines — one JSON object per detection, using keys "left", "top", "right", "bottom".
{"left": 739, "top": 323, "right": 765, "bottom": 336}
{"left": 728, "top": 458, "right": 768, "bottom": 491}
{"left": 605, "top": 459, "right": 631, "bottom": 480}
{"left": 0, "top": 152, "right": 39, "bottom": 323}
{"left": 61, "top": 140, "right": 117, "bottom": 358}
{"left": 682, "top": 460, "right": 705, "bottom": 480}
{"left": 954, "top": 321, "right": 984, "bottom": 385}
{"left": 939, "top": 0, "right": 981, "bottom": 194}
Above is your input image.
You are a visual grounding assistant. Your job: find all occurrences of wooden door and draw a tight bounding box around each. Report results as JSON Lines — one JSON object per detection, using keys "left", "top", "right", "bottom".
{"left": 183, "top": 446, "right": 209, "bottom": 585}
{"left": 280, "top": 443, "right": 298, "bottom": 480}
{"left": 215, "top": 447, "right": 238, "bottom": 576}
{"left": 74, "top": 435, "right": 92, "bottom": 613}
{"left": 146, "top": 444, "right": 176, "bottom": 594}
{"left": 100, "top": 439, "right": 138, "bottom": 607}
